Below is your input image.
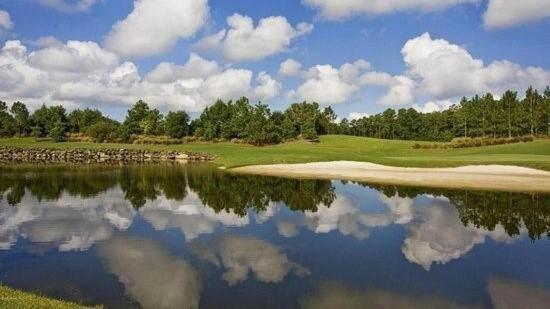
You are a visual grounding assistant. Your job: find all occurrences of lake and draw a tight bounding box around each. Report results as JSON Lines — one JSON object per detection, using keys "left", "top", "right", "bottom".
{"left": 0, "top": 164, "right": 549, "bottom": 308}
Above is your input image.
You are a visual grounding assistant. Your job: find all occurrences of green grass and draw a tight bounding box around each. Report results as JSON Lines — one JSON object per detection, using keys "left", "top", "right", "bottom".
{"left": 1, "top": 136, "right": 550, "bottom": 170}
{"left": 0, "top": 285, "right": 100, "bottom": 308}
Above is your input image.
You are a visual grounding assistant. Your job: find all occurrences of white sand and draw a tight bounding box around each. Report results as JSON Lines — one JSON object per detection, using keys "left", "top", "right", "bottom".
{"left": 231, "top": 161, "right": 550, "bottom": 193}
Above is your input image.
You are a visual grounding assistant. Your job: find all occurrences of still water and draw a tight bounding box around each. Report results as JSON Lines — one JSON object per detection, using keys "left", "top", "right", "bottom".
{"left": 0, "top": 164, "right": 549, "bottom": 308}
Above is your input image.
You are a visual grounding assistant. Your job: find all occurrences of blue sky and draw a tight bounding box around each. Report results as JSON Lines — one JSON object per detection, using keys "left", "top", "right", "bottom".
{"left": 0, "top": 0, "right": 549, "bottom": 120}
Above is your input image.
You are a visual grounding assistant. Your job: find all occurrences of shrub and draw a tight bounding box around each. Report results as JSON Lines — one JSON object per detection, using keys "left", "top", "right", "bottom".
{"left": 132, "top": 135, "right": 182, "bottom": 145}
{"left": 48, "top": 120, "right": 67, "bottom": 142}
{"left": 85, "top": 120, "right": 119, "bottom": 143}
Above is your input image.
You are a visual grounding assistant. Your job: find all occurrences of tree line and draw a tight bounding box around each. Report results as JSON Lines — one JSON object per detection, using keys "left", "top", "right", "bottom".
{"left": 0, "top": 86, "right": 548, "bottom": 144}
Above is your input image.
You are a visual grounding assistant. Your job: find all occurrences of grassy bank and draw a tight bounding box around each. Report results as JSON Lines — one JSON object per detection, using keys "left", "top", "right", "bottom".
{"left": 1, "top": 135, "right": 549, "bottom": 170}
{"left": 0, "top": 285, "right": 99, "bottom": 308}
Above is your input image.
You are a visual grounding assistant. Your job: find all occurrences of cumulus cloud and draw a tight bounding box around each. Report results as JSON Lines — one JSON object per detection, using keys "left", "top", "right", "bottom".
{"left": 36, "top": 0, "right": 99, "bottom": 12}
{"left": 191, "top": 235, "right": 309, "bottom": 285}
{"left": 253, "top": 72, "right": 282, "bottom": 100}
{"left": 402, "top": 33, "right": 550, "bottom": 100}
{"left": 145, "top": 53, "right": 221, "bottom": 83}
{"left": 0, "top": 40, "right": 279, "bottom": 112}
{"left": 347, "top": 112, "right": 370, "bottom": 121}
{"left": 413, "top": 99, "right": 455, "bottom": 113}
{"left": 302, "top": 0, "right": 478, "bottom": 20}
{"left": 0, "top": 189, "right": 135, "bottom": 251}
{"left": 98, "top": 236, "right": 201, "bottom": 309}
{"left": 0, "top": 10, "right": 13, "bottom": 30}
{"left": 278, "top": 58, "right": 303, "bottom": 77}
{"left": 105, "top": 0, "right": 209, "bottom": 58}
{"left": 293, "top": 60, "right": 370, "bottom": 105}
{"left": 195, "top": 14, "right": 313, "bottom": 62}
{"left": 484, "top": 0, "right": 550, "bottom": 29}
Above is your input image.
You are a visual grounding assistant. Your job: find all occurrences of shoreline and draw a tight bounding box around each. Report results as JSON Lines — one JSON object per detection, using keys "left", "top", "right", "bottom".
{"left": 231, "top": 161, "right": 550, "bottom": 193}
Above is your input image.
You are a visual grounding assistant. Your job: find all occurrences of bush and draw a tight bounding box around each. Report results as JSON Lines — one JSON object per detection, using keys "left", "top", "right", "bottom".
{"left": 85, "top": 121, "right": 119, "bottom": 143}
{"left": 132, "top": 135, "right": 182, "bottom": 145}
{"left": 67, "top": 133, "right": 94, "bottom": 143}
{"left": 48, "top": 121, "right": 67, "bottom": 142}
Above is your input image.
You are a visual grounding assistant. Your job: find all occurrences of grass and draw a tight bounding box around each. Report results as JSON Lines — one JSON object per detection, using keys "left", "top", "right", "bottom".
{"left": 0, "top": 285, "right": 100, "bottom": 308}
{"left": 1, "top": 135, "right": 550, "bottom": 170}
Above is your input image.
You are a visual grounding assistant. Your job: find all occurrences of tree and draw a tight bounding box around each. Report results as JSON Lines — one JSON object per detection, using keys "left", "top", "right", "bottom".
{"left": 501, "top": 90, "right": 518, "bottom": 138}
{"left": 30, "top": 104, "right": 68, "bottom": 139}
{"left": 544, "top": 87, "right": 550, "bottom": 137}
{"left": 245, "top": 103, "right": 281, "bottom": 145}
{"left": 68, "top": 108, "right": 103, "bottom": 133}
{"left": 10, "top": 101, "right": 30, "bottom": 136}
{"left": 0, "top": 101, "right": 15, "bottom": 137}
{"left": 285, "top": 102, "right": 320, "bottom": 138}
{"left": 142, "top": 109, "right": 163, "bottom": 135}
{"left": 164, "top": 111, "right": 190, "bottom": 139}
{"left": 122, "top": 100, "right": 150, "bottom": 138}
{"left": 85, "top": 120, "right": 119, "bottom": 142}
{"left": 49, "top": 120, "right": 67, "bottom": 142}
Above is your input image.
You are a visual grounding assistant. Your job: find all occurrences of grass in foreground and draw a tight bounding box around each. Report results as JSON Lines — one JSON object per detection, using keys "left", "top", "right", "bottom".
{"left": 1, "top": 135, "right": 550, "bottom": 170}
{"left": 0, "top": 285, "right": 99, "bottom": 308}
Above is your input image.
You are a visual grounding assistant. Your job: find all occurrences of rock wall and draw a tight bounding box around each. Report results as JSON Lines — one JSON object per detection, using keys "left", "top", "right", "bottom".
{"left": 0, "top": 147, "right": 214, "bottom": 164}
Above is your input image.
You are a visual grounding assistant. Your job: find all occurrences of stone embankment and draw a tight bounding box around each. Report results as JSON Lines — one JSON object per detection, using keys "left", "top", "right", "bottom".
{"left": 0, "top": 147, "right": 214, "bottom": 164}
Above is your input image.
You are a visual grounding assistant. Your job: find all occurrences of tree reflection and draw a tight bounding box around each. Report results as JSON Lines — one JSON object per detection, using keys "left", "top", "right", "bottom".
{"left": 0, "top": 164, "right": 335, "bottom": 214}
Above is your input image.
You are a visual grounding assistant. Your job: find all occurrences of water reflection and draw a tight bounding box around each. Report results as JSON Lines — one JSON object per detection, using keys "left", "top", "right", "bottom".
{"left": 98, "top": 236, "right": 201, "bottom": 309}
{"left": 1, "top": 164, "right": 550, "bottom": 307}
{"left": 191, "top": 235, "right": 309, "bottom": 285}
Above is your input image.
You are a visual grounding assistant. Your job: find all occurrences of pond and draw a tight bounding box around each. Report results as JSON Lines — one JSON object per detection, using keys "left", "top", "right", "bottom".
{"left": 0, "top": 164, "right": 549, "bottom": 308}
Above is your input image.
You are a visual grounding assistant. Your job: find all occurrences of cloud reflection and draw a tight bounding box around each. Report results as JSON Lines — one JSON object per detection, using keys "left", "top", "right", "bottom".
{"left": 300, "top": 282, "right": 472, "bottom": 309}
{"left": 98, "top": 236, "right": 201, "bottom": 309}
{"left": 139, "top": 191, "right": 249, "bottom": 240}
{"left": 0, "top": 189, "right": 135, "bottom": 251}
{"left": 191, "top": 235, "right": 309, "bottom": 285}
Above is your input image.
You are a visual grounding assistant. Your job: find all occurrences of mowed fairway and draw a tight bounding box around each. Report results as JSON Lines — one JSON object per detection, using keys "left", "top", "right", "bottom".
{"left": 1, "top": 135, "right": 550, "bottom": 170}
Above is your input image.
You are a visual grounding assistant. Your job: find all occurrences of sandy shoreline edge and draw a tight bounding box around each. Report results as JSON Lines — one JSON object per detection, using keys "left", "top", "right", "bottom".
{"left": 231, "top": 161, "right": 550, "bottom": 193}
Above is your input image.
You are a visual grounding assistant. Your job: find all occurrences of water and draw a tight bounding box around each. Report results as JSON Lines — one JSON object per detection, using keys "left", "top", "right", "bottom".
{"left": 0, "top": 164, "right": 549, "bottom": 308}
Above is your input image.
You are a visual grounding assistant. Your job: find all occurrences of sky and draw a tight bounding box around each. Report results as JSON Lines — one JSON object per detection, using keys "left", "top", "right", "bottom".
{"left": 0, "top": 0, "right": 549, "bottom": 120}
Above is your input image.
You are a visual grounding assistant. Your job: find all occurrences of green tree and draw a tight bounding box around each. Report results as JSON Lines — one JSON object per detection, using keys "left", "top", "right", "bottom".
{"left": 49, "top": 120, "right": 67, "bottom": 142}
{"left": 164, "top": 111, "right": 190, "bottom": 139}
{"left": 0, "top": 101, "right": 15, "bottom": 137}
{"left": 68, "top": 108, "right": 103, "bottom": 133}
{"left": 85, "top": 120, "right": 119, "bottom": 142}
{"left": 10, "top": 101, "right": 30, "bottom": 136}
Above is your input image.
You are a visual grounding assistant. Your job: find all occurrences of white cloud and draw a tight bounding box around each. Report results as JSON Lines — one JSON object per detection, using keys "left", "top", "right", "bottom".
{"left": 145, "top": 53, "right": 221, "bottom": 83}
{"left": 98, "top": 236, "right": 201, "bottom": 309}
{"left": 36, "top": 0, "right": 99, "bottom": 12}
{"left": 253, "top": 72, "right": 282, "bottom": 100}
{"left": 302, "top": 0, "right": 478, "bottom": 20}
{"left": 347, "top": 112, "right": 370, "bottom": 120}
{"left": 0, "top": 10, "right": 13, "bottom": 30}
{"left": 29, "top": 40, "right": 119, "bottom": 74}
{"left": 401, "top": 32, "right": 550, "bottom": 100}
{"left": 413, "top": 99, "right": 455, "bottom": 113}
{"left": 191, "top": 235, "right": 309, "bottom": 285}
{"left": 105, "top": 0, "right": 209, "bottom": 59}
{"left": 0, "top": 40, "right": 279, "bottom": 112}
{"left": 279, "top": 58, "right": 303, "bottom": 77}
{"left": 295, "top": 60, "right": 370, "bottom": 104}
{"left": 484, "top": 0, "right": 550, "bottom": 29}
{"left": 196, "top": 14, "right": 313, "bottom": 62}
